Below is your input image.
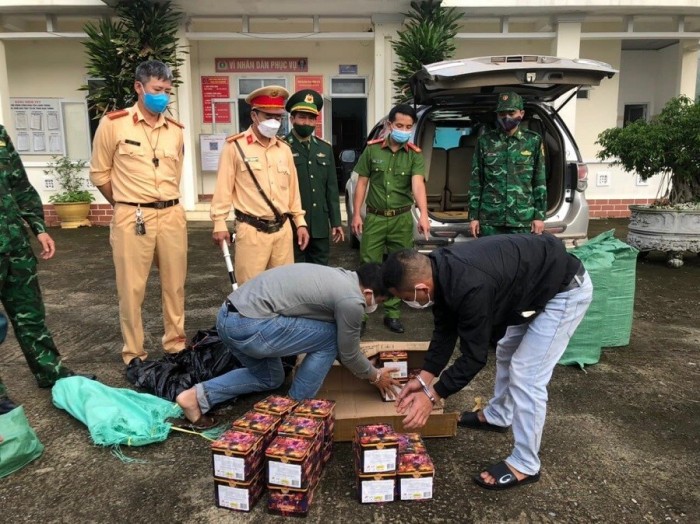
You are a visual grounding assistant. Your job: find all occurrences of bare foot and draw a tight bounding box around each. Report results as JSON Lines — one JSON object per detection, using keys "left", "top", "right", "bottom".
{"left": 479, "top": 461, "right": 528, "bottom": 485}
{"left": 175, "top": 388, "right": 202, "bottom": 423}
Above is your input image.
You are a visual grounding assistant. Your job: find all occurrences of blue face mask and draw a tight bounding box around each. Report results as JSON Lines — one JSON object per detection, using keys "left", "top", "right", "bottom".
{"left": 390, "top": 128, "right": 411, "bottom": 144}
{"left": 144, "top": 92, "right": 169, "bottom": 114}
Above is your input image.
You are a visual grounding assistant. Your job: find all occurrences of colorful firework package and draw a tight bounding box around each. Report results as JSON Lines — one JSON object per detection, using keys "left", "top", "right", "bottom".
{"left": 253, "top": 395, "right": 299, "bottom": 417}
{"left": 292, "top": 398, "right": 336, "bottom": 464}
{"left": 232, "top": 410, "right": 282, "bottom": 448}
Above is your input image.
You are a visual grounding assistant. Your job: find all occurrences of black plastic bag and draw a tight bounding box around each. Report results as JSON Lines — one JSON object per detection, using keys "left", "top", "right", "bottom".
{"left": 125, "top": 328, "right": 242, "bottom": 401}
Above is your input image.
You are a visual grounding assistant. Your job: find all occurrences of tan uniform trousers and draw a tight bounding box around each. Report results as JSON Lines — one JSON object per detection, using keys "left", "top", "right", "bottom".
{"left": 111, "top": 203, "right": 187, "bottom": 364}
{"left": 234, "top": 220, "right": 294, "bottom": 284}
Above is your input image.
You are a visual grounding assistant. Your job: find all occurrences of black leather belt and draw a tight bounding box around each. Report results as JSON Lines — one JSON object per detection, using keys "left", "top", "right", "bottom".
{"left": 366, "top": 205, "right": 413, "bottom": 217}
{"left": 235, "top": 210, "right": 287, "bottom": 234}
{"left": 117, "top": 199, "right": 179, "bottom": 209}
{"left": 225, "top": 299, "right": 238, "bottom": 313}
{"left": 560, "top": 263, "right": 586, "bottom": 293}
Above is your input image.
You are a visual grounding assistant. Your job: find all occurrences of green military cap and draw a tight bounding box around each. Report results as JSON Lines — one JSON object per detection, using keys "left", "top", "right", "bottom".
{"left": 495, "top": 91, "right": 524, "bottom": 112}
{"left": 286, "top": 89, "right": 323, "bottom": 115}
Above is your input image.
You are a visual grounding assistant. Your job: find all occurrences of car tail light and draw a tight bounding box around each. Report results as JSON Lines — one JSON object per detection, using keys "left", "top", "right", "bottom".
{"left": 576, "top": 163, "right": 588, "bottom": 192}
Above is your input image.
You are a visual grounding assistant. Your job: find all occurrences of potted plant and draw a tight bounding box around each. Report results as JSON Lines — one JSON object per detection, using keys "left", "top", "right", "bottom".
{"left": 596, "top": 95, "right": 700, "bottom": 267}
{"left": 45, "top": 156, "right": 94, "bottom": 229}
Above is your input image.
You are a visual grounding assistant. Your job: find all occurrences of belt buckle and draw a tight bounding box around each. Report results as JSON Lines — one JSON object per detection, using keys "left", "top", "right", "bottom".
{"left": 386, "top": 209, "right": 396, "bottom": 217}
{"left": 153, "top": 201, "right": 166, "bottom": 209}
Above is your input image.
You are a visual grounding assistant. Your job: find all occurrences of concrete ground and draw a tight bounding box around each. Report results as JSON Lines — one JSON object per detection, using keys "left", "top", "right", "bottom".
{"left": 0, "top": 219, "right": 698, "bottom": 523}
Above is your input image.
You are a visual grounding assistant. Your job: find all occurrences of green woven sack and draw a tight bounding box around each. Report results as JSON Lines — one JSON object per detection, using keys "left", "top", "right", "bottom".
{"left": 52, "top": 376, "right": 183, "bottom": 447}
{"left": 0, "top": 406, "right": 44, "bottom": 479}
{"left": 558, "top": 243, "right": 615, "bottom": 367}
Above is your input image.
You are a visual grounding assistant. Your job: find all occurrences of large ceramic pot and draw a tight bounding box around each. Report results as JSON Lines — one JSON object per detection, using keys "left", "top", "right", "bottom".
{"left": 627, "top": 205, "right": 700, "bottom": 268}
{"left": 52, "top": 202, "right": 92, "bottom": 229}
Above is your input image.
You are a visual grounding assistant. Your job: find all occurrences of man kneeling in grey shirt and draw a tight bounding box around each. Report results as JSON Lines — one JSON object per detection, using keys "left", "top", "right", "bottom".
{"left": 176, "top": 262, "right": 399, "bottom": 426}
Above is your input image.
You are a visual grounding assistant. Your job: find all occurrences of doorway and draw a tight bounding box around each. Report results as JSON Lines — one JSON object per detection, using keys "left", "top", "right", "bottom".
{"left": 331, "top": 97, "right": 366, "bottom": 191}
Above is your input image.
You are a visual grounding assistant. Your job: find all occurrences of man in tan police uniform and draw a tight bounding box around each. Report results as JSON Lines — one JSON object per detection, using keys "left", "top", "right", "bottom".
{"left": 210, "top": 86, "right": 309, "bottom": 283}
{"left": 90, "top": 60, "right": 187, "bottom": 365}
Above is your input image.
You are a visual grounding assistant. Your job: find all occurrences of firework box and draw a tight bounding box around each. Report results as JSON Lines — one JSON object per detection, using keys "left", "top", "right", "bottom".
{"left": 293, "top": 398, "right": 336, "bottom": 464}
{"left": 211, "top": 430, "right": 265, "bottom": 482}
{"left": 253, "top": 395, "right": 299, "bottom": 417}
{"left": 315, "top": 341, "right": 458, "bottom": 441}
{"left": 266, "top": 435, "right": 318, "bottom": 489}
{"left": 268, "top": 476, "right": 320, "bottom": 517}
{"left": 214, "top": 469, "right": 265, "bottom": 512}
{"left": 397, "top": 453, "right": 434, "bottom": 501}
{"left": 231, "top": 410, "right": 281, "bottom": 448}
{"left": 356, "top": 472, "right": 396, "bottom": 504}
{"left": 381, "top": 380, "right": 408, "bottom": 402}
{"left": 396, "top": 433, "right": 427, "bottom": 455}
{"left": 379, "top": 350, "right": 408, "bottom": 379}
{"left": 353, "top": 424, "right": 398, "bottom": 474}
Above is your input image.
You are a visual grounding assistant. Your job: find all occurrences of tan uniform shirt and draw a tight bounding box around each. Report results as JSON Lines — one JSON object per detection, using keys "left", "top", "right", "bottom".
{"left": 210, "top": 127, "right": 306, "bottom": 233}
{"left": 89, "top": 104, "right": 184, "bottom": 202}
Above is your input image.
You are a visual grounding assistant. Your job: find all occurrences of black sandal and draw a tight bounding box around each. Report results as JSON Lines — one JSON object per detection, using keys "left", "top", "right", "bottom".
{"left": 168, "top": 414, "right": 219, "bottom": 431}
{"left": 473, "top": 461, "right": 540, "bottom": 491}
{"left": 458, "top": 410, "right": 509, "bottom": 433}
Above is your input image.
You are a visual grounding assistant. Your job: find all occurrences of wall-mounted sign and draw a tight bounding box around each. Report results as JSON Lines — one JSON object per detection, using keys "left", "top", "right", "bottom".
{"left": 339, "top": 64, "right": 358, "bottom": 75}
{"left": 294, "top": 76, "right": 324, "bottom": 138}
{"left": 215, "top": 57, "right": 308, "bottom": 73}
{"left": 10, "top": 98, "right": 65, "bottom": 155}
{"left": 201, "top": 76, "right": 231, "bottom": 124}
{"left": 200, "top": 134, "right": 227, "bottom": 172}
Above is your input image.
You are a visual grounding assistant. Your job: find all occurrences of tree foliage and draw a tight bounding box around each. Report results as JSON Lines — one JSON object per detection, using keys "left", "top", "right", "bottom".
{"left": 45, "top": 156, "right": 94, "bottom": 204}
{"left": 81, "top": 0, "right": 186, "bottom": 117}
{"left": 391, "top": 1, "right": 462, "bottom": 104}
{"left": 596, "top": 96, "right": 700, "bottom": 205}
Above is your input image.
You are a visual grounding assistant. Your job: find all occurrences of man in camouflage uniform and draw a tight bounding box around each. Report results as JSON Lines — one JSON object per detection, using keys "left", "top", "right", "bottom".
{"left": 0, "top": 124, "right": 90, "bottom": 411}
{"left": 284, "top": 89, "right": 344, "bottom": 265}
{"left": 469, "top": 92, "right": 547, "bottom": 237}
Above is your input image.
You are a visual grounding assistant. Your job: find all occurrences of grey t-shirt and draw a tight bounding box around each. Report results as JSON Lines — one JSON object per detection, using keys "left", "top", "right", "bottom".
{"left": 227, "top": 263, "right": 374, "bottom": 380}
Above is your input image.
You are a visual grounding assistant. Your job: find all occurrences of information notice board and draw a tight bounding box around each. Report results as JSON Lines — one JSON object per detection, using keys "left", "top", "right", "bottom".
{"left": 10, "top": 98, "right": 66, "bottom": 155}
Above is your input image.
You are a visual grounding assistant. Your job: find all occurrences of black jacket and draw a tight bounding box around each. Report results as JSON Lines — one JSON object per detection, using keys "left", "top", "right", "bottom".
{"left": 424, "top": 233, "right": 581, "bottom": 399}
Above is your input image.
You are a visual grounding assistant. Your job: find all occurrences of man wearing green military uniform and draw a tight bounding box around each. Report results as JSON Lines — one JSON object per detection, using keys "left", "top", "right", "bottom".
{"left": 285, "top": 89, "right": 344, "bottom": 264}
{"left": 0, "top": 124, "right": 93, "bottom": 411}
{"left": 469, "top": 92, "right": 547, "bottom": 237}
{"left": 351, "top": 104, "right": 430, "bottom": 334}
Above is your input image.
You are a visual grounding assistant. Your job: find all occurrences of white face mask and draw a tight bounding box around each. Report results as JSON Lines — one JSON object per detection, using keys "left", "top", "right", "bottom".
{"left": 364, "top": 290, "right": 378, "bottom": 314}
{"left": 403, "top": 285, "right": 434, "bottom": 309}
{"left": 257, "top": 118, "right": 281, "bottom": 138}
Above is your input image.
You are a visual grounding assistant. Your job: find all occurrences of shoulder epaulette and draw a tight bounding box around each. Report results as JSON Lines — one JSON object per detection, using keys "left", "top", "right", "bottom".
{"left": 277, "top": 138, "right": 291, "bottom": 148}
{"left": 315, "top": 136, "right": 332, "bottom": 147}
{"left": 367, "top": 138, "right": 384, "bottom": 145}
{"left": 165, "top": 116, "right": 185, "bottom": 129}
{"left": 407, "top": 142, "right": 422, "bottom": 153}
{"left": 106, "top": 109, "right": 129, "bottom": 120}
{"left": 225, "top": 132, "right": 246, "bottom": 143}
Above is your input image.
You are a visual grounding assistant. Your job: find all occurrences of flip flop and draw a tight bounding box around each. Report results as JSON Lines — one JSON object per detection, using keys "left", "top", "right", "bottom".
{"left": 458, "top": 410, "right": 509, "bottom": 433}
{"left": 473, "top": 461, "right": 541, "bottom": 491}
{"left": 168, "top": 414, "right": 219, "bottom": 431}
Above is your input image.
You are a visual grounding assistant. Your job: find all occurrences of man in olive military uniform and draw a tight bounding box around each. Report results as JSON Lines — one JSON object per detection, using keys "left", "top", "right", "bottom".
{"left": 351, "top": 104, "right": 430, "bottom": 334}
{"left": 469, "top": 92, "right": 547, "bottom": 238}
{"left": 285, "top": 89, "right": 344, "bottom": 265}
{"left": 0, "top": 124, "right": 93, "bottom": 410}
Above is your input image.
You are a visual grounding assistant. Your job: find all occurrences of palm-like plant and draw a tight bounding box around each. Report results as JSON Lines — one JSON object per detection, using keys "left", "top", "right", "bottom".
{"left": 392, "top": 1, "right": 462, "bottom": 104}
{"left": 81, "top": 0, "right": 186, "bottom": 117}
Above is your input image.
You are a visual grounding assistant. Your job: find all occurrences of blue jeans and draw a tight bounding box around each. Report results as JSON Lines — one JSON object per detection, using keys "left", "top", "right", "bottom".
{"left": 482, "top": 271, "right": 594, "bottom": 475}
{"left": 195, "top": 303, "right": 338, "bottom": 413}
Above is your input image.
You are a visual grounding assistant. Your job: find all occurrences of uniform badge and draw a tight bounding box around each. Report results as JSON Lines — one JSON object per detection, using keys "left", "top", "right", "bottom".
{"left": 521, "top": 150, "right": 532, "bottom": 156}
{"left": 317, "top": 153, "right": 326, "bottom": 158}
{"left": 305, "top": 94, "right": 314, "bottom": 103}
{"left": 245, "top": 157, "right": 259, "bottom": 162}
{"left": 501, "top": 94, "right": 509, "bottom": 101}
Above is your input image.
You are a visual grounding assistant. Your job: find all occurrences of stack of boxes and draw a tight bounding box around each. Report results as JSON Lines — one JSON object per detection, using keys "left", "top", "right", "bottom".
{"left": 211, "top": 395, "right": 336, "bottom": 516}
{"left": 378, "top": 351, "right": 409, "bottom": 401}
{"left": 353, "top": 424, "right": 435, "bottom": 503}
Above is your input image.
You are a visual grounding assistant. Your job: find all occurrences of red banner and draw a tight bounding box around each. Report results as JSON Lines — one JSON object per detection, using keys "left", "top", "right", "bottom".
{"left": 215, "top": 57, "right": 308, "bottom": 73}
{"left": 201, "top": 76, "right": 231, "bottom": 124}
{"left": 294, "top": 76, "right": 324, "bottom": 138}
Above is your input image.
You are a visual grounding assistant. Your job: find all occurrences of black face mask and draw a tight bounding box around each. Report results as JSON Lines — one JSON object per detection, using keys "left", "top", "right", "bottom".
{"left": 497, "top": 116, "right": 522, "bottom": 132}
{"left": 293, "top": 124, "right": 315, "bottom": 138}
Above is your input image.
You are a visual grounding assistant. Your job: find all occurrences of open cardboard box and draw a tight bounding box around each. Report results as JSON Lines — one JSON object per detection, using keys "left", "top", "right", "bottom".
{"left": 316, "top": 341, "right": 458, "bottom": 442}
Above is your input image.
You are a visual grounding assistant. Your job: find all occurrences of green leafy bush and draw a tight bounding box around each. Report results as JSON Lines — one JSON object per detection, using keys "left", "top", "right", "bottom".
{"left": 45, "top": 156, "right": 94, "bottom": 204}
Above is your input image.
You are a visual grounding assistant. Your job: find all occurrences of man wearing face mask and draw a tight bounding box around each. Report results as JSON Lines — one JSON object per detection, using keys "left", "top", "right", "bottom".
{"left": 90, "top": 60, "right": 187, "bottom": 366}
{"left": 211, "top": 86, "right": 309, "bottom": 284}
{"left": 284, "top": 89, "right": 344, "bottom": 265}
{"left": 351, "top": 104, "right": 430, "bottom": 334}
{"left": 468, "top": 92, "right": 547, "bottom": 238}
{"left": 382, "top": 235, "right": 592, "bottom": 491}
{"left": 175, "top": 262, "right": 399, "bottom": 426}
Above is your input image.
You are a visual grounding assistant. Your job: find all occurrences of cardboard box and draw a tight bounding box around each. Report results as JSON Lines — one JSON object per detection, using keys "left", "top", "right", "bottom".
{"left": 356, "top": 473, "right": 396, "bottom": 504}
{"left": 268, "top": 477, "right": 319, "bottom": 517}
{"left": 353, "top": 424, "right": 398, "bottom": 474}
{"left": 265, "top": 436, "right": 318, "bottom": 489}
{"left": 316, "top": 341, "right": 458, "bottom": 441}
{"left": 397, "top": 453, "right": 434, "bottom": 501}
{"left": 211, "top": 430, "right": 265, "bottom": 482}
{"left": 214, "top": 470, "right": 265, "bottom": 512}
{"left": 379, "top": 350, "right": 409, "bottom": 379}
{"left": 381, "top": 380, "right": 408, "bottom": 402}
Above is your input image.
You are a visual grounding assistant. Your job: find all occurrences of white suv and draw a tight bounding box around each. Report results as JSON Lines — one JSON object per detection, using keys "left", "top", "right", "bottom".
{"left": 346, "top": 55, "right": 617, "bottom": 251}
